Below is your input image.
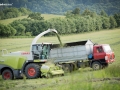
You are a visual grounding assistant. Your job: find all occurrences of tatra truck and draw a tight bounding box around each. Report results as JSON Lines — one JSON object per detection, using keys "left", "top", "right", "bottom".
{"left": 49, "top": 40, "right": 115, "bottom": 72}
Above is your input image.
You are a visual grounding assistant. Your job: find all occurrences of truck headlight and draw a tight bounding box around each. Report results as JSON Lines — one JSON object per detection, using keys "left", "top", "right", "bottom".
{"left": 105, "top": 56, "right": 108, "bottom": 60}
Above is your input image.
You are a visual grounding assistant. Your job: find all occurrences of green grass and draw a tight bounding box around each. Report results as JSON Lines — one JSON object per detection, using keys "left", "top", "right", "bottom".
{"left": 0, "top": 29, "right": 120, "bottom": 90}
{"left": 0, "top": 16, "right": 28, "bottom": 25}
{"left": 0, "top": 14, "right": 65, "bottom": 25}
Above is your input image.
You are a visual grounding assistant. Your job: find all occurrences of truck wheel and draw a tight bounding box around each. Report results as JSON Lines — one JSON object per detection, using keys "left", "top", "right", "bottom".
{"left": 62, "top": 64, "right": 71, "bottom": 73}
{"left": 25, "top": 63, "right": 40, "bottom": 79}
{"left": 2, "top": 69, "right": 14, "bottom": 80}
{"left": 92, "top": 62, "right": 102, "bottom": 70}
{"left": 70, "top": 63, "right": 74, "bottom": 72}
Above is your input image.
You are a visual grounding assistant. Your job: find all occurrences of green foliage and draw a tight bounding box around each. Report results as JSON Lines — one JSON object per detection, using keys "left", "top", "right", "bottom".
{"left": 114, "top": 13, "right": 120, "bottom": 27}
{"left": 109, "top": 16, "right": 117, "bottom": 29}
{"left": 101, "top": 16, "right": 110, "bottom": 29}
{"left": 100, "top": 10, "right": 108, "bottom": 17}
{"left": 72, "top": 7, "right": 80, "bottom": 15}
{"left": 0, "top": 7, "right": 31, "bottom": 20}
{"left": 1, "top": 9, "right": 119, "bottom": 37}
{"left": 28, "top": 12, "right": 44, "bottom": 20}
{"left": 0, "top": 24, "right": 16, "bottom": 37}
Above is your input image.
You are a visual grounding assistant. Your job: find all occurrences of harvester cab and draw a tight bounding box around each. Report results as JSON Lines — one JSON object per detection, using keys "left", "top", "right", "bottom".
{"left": 30, "top": 29, "right": 57, "bottom": 61}
{"left": 32, "top": 43, "right": 52, "bottom": 60}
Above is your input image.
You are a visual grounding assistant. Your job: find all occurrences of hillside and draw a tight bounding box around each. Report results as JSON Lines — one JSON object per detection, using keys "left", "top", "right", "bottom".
{"left": 0, "top": 14, "right": 65, "bottom": 25}
{"left": 0, "top": 0, "right": 120, "bottom": 15}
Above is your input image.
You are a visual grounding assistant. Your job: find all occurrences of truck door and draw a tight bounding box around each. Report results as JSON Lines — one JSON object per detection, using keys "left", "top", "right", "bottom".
{"left": 93, "top": 46, "right": 106, "bottom": 60}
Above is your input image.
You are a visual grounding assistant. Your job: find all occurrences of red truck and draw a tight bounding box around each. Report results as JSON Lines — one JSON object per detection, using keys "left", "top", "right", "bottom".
{"left": 49, "top": 40, "right": 115, "bottom": 71}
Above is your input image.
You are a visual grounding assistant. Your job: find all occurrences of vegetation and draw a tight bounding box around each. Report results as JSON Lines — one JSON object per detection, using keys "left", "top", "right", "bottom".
{"left": 0, "top": 14, "right": 65, "bottom": 25}
{"left": 0, "top": 7, "right": 31, "bottom": 20}
{"left": 0, "top": 7, "right": 119, "bottom": 37}
{"left": 27, "top": 12, "right": 44, "bottom": 20}
{"left": 0, "top": 0, "right": 120, "bottom": 15}
{"left": 0, "top": 29, "right": 120, "bottom": 90}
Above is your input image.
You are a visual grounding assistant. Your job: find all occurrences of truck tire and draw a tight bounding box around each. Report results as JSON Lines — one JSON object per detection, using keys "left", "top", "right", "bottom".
{"left": 25, "top": 63, "right": 40, "bottom": 79}
{"left": 2, "top": 69, "right": 14, "bottom": 80}
{"left": 62, "top": 64, "right": 71, "bottom": 73}
{"left": 70, "top": 63, "right": 74, "bottom": 72}
{"left": 92, "top": 62, "right": 102, "bottom": 70}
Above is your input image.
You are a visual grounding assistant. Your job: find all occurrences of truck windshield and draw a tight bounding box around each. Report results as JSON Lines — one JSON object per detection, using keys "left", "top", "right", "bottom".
{"left": 103, "top": 45, "right": 112, "bottom": 53}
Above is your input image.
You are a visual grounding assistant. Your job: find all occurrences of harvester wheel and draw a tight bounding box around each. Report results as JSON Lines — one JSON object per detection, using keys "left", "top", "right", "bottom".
{"left": 92, "top": 62, "right": 102, "bottom": 70}
{"left": 2, "top": 69, "right": 14, "bottom": 80}
{"left": 25, "top": 63, "right": 40, "bottom": 79}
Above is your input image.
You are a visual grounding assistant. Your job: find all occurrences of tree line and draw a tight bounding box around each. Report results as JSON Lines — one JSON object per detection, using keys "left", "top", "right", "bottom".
{"left": 0, "top": 8, "right": 120, "bottom": 37}
{"left": 0, "top": 7, "right": 31, "bottom": 20}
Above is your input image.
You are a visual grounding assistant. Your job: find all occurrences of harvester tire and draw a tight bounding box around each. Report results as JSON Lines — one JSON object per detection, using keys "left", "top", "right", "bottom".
{"left": 25, "top": 63, "right": 40, "bottom": 79}
{"left": 2, "top": 69, "right": 14, "bottom": 80}
{"left": 92, "top": 62, "right": 102, "bottom": 70}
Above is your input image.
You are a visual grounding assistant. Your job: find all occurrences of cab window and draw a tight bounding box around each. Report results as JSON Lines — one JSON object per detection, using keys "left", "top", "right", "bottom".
{"left": 96, "top": 47, "right": 103, "bottom": 53}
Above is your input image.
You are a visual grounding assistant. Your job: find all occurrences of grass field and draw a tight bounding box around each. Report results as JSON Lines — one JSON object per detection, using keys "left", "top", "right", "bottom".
{"left": 0, "top": 14, "right": 65, "bottom": 25}
{"left": 0, "top": 29, "right": 120, "bottom": 90}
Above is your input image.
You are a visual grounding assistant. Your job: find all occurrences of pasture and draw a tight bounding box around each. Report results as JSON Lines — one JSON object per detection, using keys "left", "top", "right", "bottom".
{"left": 0, "top": 29, "right": 120, "bottom": 90}
{"left": 0, "top": 14, "right": 65, "bottom": 25}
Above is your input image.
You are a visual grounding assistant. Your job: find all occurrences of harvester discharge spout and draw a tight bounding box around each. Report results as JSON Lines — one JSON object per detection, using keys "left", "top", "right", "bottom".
{"left": 30, "top": 29, "right": 58, "bottom": 51}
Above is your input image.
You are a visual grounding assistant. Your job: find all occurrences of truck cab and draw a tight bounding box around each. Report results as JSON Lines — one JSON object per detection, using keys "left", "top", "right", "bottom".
{"left": 93, "top": 44, "right": 115, "bottom": 64}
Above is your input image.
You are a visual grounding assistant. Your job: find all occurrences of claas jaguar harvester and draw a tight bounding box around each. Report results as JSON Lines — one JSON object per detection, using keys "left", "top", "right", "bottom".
{"left": 0, "top": 29, "right": 64, "bottom": 80}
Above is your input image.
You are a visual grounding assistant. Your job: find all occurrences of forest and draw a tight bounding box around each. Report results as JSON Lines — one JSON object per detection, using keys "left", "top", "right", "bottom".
{"left": 0, "top": 0, "right": 120, "bottom": 15}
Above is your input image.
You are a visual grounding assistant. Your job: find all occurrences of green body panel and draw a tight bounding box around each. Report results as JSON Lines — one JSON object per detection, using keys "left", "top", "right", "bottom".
{"left": 34, "top": 59, "right": 42, "bottom": 62}
{"left": 0, "top": 56, "right": 26, "bottom": 69}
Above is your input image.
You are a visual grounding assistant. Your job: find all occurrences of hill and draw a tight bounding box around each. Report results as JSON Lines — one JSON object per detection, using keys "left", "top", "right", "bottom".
{"left": 0, "top": 14, "right": 65, "bottom": 25}
{"left": 0, "top": 0, "right": 120, "bottom": 15}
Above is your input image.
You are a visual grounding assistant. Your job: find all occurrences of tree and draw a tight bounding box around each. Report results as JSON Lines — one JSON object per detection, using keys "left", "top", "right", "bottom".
{"left": 0, "top": 24, "right": 4, "bottom": 36}
{"left": 100, "top": 10, "right": 108, "bottom": 17}
{"left": 65, "top": 11, "right": 74, "bottom": 18}
{"left": 15, "top": 24, "right": 26, "bottom": 35}
{"left": 28, "top": 12, "right": 44, "bottom": 20}
{"left": 72, "top": 7, "right": 80, "bottom": 15}
{"left": 0, "top": 11, "right": 4, "bottom": 19}
{"left": 109, "top": 16, "right": 117, "bottom": 29}
{"left": 101, "top": 16, "right": 110, "bottom": 29}
{"left": 114, "top": 13, "right": 120, "bottom": 27}
{"left": 7, "top": 25, "right": 16, "bottom": 36}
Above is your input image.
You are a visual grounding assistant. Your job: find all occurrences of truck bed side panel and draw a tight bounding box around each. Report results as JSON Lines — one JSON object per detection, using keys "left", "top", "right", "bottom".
{"left": 49, "top": 45, "right": 88, "bottom": 63}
